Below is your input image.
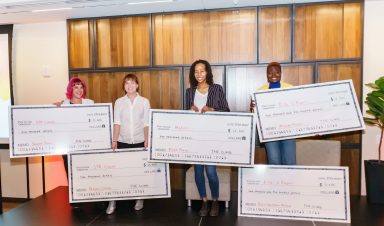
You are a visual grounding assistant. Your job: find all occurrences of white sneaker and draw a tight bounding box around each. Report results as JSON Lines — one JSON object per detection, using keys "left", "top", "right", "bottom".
{"left": 134, "top": 199, "right": 144, "bottom": 211}
{"left": 106, "top": 201, "right": 116, "bottom": 214}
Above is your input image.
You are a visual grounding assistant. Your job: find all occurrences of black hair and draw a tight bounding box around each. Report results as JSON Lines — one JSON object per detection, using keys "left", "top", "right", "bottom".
{"left": 267, "top": 62, "right": 281, "bottom": 74}
{"left": 189, "top": 59, "right": 214, "bottom": 88}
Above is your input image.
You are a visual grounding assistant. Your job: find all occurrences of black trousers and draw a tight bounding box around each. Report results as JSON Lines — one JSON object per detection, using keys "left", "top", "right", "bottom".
{"left": 117, "top": 141, "right": 145, "bottom": 149}
{"left": 63, "top": 154, "right": 69, "bottom": 179}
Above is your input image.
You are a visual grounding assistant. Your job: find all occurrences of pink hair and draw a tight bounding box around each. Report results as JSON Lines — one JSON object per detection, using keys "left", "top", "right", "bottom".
{"left": 66, "top": 77, "right": 87, "bottom": 99}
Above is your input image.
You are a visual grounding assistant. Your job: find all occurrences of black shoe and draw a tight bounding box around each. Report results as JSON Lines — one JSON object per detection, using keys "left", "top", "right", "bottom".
{"left": 199, "top": 201, "right": 210, "bottom": 217}
{"left": 210, "top": 201, "right": 219, "bottom": 217}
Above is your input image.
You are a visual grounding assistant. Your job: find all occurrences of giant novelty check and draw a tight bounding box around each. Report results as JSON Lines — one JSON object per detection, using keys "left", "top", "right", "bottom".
{"left": 9, "top": 104, "right": 113, "bottom": 157}
{"left": 238, "top": 166, "right": 350, "bottom": 223}
{"left": 149, "top": 110, "right": 256, "bottom": 166}
{"left": 253, "top": 80, "right": 364, "bottom": 142}
{"left": 68, "top": 148, "right": 170, "bottom": 202}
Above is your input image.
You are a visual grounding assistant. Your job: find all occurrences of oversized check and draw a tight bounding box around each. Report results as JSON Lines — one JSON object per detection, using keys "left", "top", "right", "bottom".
{"left": 238, "top": 166, "right": 350, "bottom": 223}
{"left": 68, "top": 148, "right": 170, "bottom": 202}
{"left": 9, "top": 104, "right": 113, "bottom": 157}
{"left": 149, "top": 109, "right": 256, "bottom": 166}
{"left": 254, "top": 80, "right": 364, "bottom": 142}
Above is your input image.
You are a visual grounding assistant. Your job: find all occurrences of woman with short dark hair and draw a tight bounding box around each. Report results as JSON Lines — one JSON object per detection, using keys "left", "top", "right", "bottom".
{"left": 258, "top": 62, "right": 296, "bottom": 165}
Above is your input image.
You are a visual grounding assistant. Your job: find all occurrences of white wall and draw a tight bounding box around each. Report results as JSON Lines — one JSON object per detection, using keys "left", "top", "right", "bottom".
{"left": 12, "top": 21, "right": 69, "bottom": 105}
{"left": 1, "top": 21, "right": 69, "bottom": 198}
{"left": 361, "top": 0, "right": 384, "bottom": 195}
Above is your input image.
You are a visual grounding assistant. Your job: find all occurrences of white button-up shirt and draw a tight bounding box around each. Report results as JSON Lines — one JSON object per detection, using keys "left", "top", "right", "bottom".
{"left": 114, "top": 94, "right": 150, "bottom": 144}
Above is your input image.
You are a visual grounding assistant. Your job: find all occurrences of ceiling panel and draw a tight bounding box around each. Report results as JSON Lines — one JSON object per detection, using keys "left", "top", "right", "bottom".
{"left": 0, "top": 0, "right": 339, "bottom": 25}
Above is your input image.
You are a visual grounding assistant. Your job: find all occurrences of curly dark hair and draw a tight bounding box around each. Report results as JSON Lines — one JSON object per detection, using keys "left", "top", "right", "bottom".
{"left": 189, "top": 59, "right": 214, "bottom": 88}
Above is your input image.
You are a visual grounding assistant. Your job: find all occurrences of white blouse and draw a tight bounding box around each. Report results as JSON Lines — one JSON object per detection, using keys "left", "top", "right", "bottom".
{"left": 114, "top": 94, "right": 150, "bottom": 144}
{"left": 194, "top": 90, "right": 208, "bottom": 112}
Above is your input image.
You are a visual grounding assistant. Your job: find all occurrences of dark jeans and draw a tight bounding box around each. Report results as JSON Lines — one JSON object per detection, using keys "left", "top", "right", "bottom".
{"left": 194, "top": 165, "right": 219, "bottom": 199}
{"left": 265, "top": 139, "right": 296, "bottom": 165}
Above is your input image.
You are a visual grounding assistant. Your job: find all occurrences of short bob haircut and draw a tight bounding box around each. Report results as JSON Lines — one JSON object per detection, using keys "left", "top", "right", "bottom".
{"left": 267, "top": 62, "right": 282, "bottom": 74}
{"left": 122, "top": 73, "right": 139, "bottom": 93}
{"left": 66, "top": 77, "right": 87, "bottom": 99}
{"left": 189, "top": 59, "right": 214, "bottom": 88}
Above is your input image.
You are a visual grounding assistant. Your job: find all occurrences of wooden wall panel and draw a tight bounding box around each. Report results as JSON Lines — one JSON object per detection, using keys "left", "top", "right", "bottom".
{"left": 189, "top": 12, "right": 210, "bottom": 63}
{"left": 294, "top": 5, "right": 315, "bottom": 60}
{"left": 295, "top": 4, "right": 342, "bottom": 60}
{"left": 154, "top": 9, "right": 257, "bottom": 65}
{"left": 221, "top": 10, "right": 257, "bottom": 63}
{"left": 154, "top": 14, "right": 185, "bottom": 65}
{"left": 255, "top": 147, "right": 268, "bottom": 164}
{"left": 68, "top": 20, "right": 92, "bottom": 69}
{"left": 96, "top": 16, "right": 150, "bottom": 67}
{"left": 343, "top": 3, "right": 362, "bottom": 58}
{"left": 155, "top": 70, "right": 182, "bottom": 109}
{"left": 341, "top": 149, "right": 360, "bottom": 195}
{"left": 322, "top": 131, "right": 361, "bottom": 144}
{"left": 227, "top": 65, "right": 313, "bottom": 112}
{"left": 169, "top": 164, "right": 185, "bottom": 190}
{"left": 71, "top": 69, "right": 181, "bottom": 110}
{"left": 259, "top": 6, "right": 291, "bottom": 63}
{"left": 294, "top": 3, "right": 362, "bottom": 60}
{"left": 282, "top": 64, "right": 314, "bottom": 85}
{"left": 315, "top": 4, "right": 343, "bottom": 59}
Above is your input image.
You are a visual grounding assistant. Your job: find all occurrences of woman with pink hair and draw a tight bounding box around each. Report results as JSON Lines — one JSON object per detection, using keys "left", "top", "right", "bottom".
{"left": 57, "top": 77, "right": 94, "bottom": 105}
{"left": 55, "top": 77, "right": 94, "bottom": 208}
{"left": 62, "top": 77, "right": 93, "bottom": 173}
